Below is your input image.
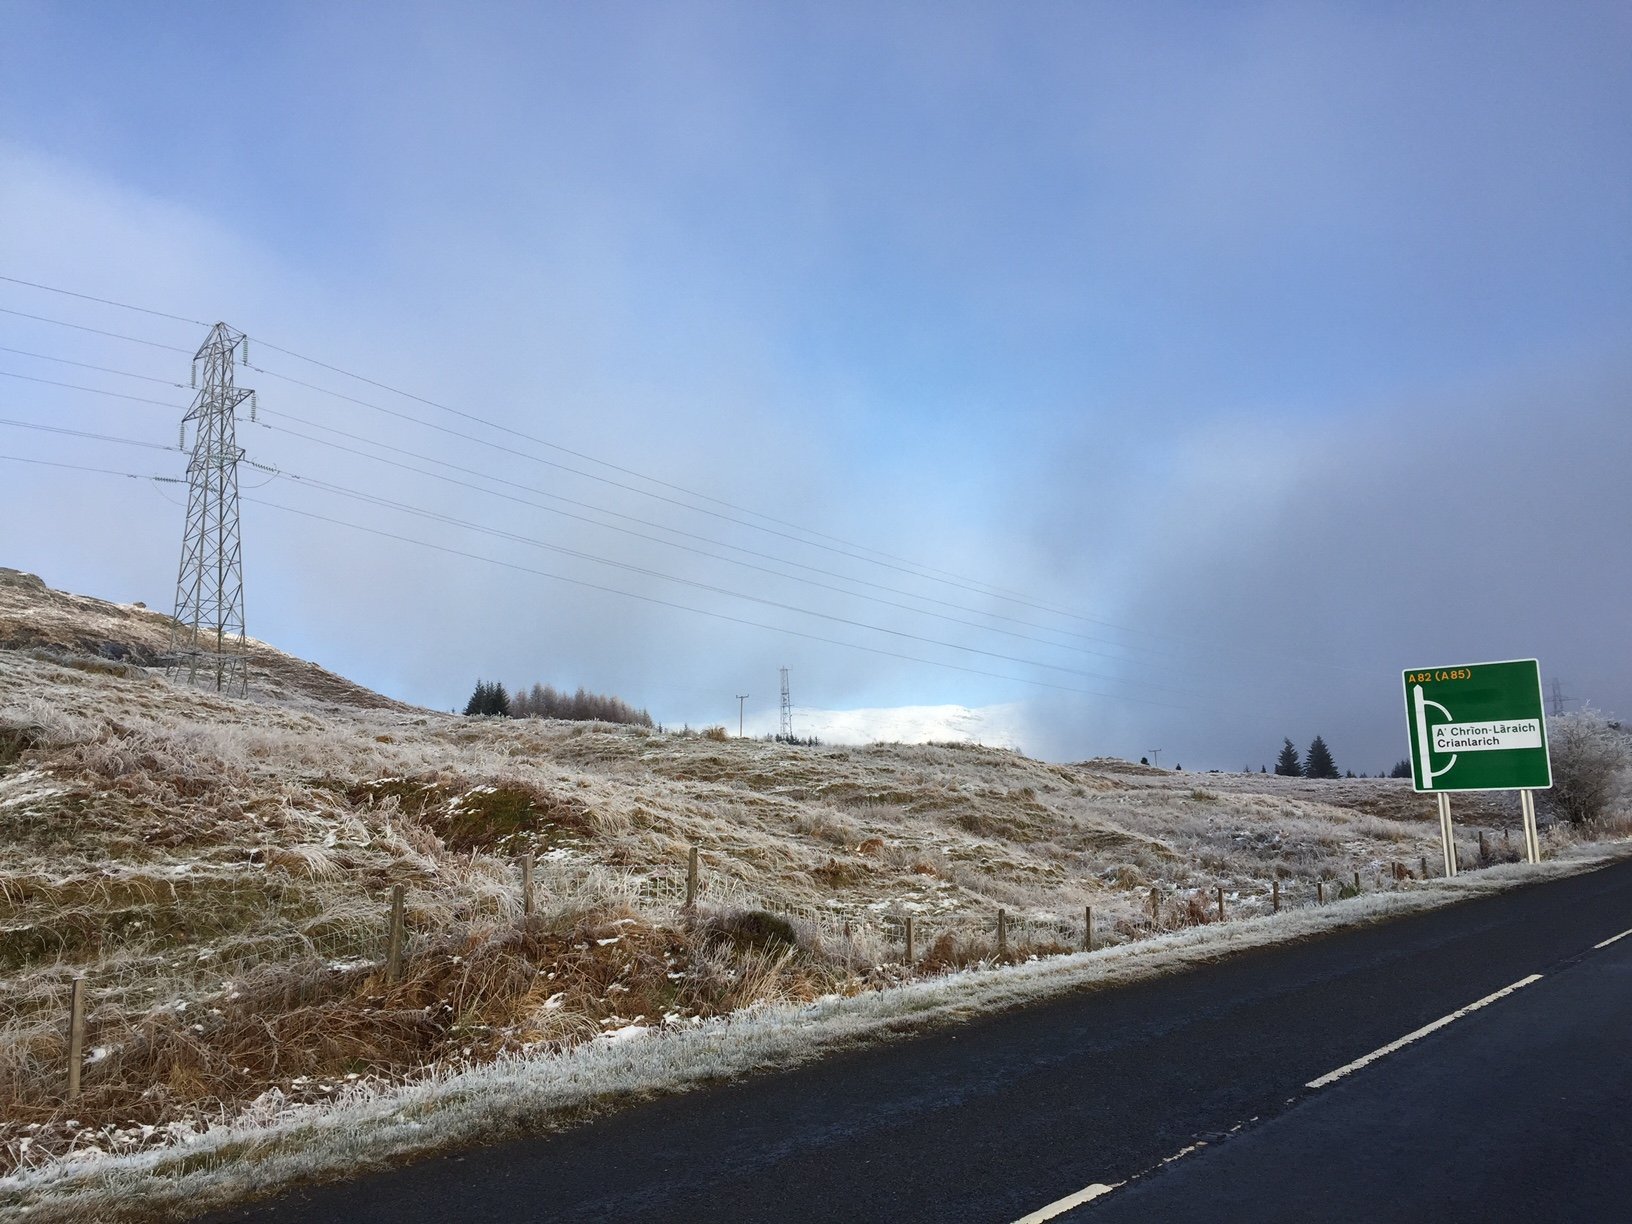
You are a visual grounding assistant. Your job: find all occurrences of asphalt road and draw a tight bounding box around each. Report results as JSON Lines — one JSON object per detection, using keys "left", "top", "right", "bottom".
{"left": 1083, "top": 930, "right": 1632, "bottom": 1223}
{"left": 201, "top": 858, "right": 1632, "bottom": 1224}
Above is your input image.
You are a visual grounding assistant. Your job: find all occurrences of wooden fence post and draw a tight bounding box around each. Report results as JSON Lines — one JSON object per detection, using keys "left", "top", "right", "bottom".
{"left": 1149, "top": 888, "right": 1160, "bottom": 928}
{"left": 1421, "top": 854, "right": 1429, "bottom": 879}
{"left": 1084, "top": 905, "right": 1093, "bottom": 952}
{"left": 386, "top": 883, "right": 406, "bottom": 983}
{"left": 1272, "top": 879, "right": 1281, "bottom": 913}
{"left": 685, "top": 846, "right": 700, "bottom": 908}
{"left": 997, "top": 908, "right": 1008, "bottom": 958}
{"left": 1317, "top": 881, "right": 1325, "bottom": 905}
{"left": 66, "top": 977, "right": 86, "bottom": 1101}
{"left": 904, "top": 914, "right": 914, "bottom": 964}
{"left": 521, "top": 850, "right": 535, "bottom": 918}
{"left": 1353, "top": 870, "right": 1361, "bottom": 893}
{"left": 1216, "top": 886, "right": 1225, "bottom": 922}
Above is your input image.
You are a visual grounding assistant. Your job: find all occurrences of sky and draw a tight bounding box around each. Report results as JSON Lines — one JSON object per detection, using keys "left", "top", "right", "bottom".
{"left": 1, "top": 1, "right": 1628, "bottom": 772}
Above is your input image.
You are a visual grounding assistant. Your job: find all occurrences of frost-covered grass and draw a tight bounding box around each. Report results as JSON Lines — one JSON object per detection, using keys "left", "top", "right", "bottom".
{"left": 5, "top": 845, "right": 1628, "bottom": 1223}
{"left": 3, "top": 570, "right": 1629, "bottom": 1219}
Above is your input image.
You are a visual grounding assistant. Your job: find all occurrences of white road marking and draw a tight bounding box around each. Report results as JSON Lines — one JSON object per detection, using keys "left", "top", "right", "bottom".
{"left": 1593, "top": 928, "right": 1632, "bottom": 950}
{"left": 1306, "top": 974, "right": 1544, "bottom": 1089}
{"left": 1014, "top": 960, "right": 1577, "bottom": 1221}
{"left": 1011, "top": 1182, "right": 1121, "bottom": 1223}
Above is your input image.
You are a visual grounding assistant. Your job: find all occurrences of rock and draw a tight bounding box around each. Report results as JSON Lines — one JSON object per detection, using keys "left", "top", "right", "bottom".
{"left": 0, "top": 567, "right": 48, "bottom": 593}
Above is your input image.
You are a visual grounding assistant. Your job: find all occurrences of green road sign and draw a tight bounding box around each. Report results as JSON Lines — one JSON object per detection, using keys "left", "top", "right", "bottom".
{"left": 1401, "top": 658, "right": 1552, "bottom": 793}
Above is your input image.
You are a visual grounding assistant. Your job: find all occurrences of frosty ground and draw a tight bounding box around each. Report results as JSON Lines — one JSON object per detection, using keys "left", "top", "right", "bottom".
{"left": 2, "top": 567, "right": 1626, "bottom": 1221}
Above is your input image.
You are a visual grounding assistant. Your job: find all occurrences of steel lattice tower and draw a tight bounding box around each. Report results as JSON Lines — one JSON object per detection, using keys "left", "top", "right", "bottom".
{"left": 169, "top": 323, "right": 253, "bottom": 696}
{"left": 779, "top": 667, "right": 793, "bottom": 740}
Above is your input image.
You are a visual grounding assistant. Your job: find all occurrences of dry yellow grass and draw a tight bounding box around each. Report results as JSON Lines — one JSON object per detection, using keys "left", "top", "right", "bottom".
{"left": 0, "top": 566, "right": 1609, "bottom": 1188}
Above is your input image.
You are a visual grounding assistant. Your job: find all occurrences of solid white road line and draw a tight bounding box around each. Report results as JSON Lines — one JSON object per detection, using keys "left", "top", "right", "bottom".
{"left": 1011, "top": 1182, "right": 1122, "bottom": 1223}
{"left": 1305, "top": 974, "right": 1544, "bottom": 1090}
{"left": 1593, "top": 928, "right": 1632, "bottom": 949}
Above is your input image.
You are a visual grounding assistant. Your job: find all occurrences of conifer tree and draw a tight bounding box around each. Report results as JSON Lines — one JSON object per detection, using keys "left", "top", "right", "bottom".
{"left": 1274, "top": 738, "right": 1302, "bottom": 776}
{"left": 1305, "top": 735, "right": 1339, "bottom": 779}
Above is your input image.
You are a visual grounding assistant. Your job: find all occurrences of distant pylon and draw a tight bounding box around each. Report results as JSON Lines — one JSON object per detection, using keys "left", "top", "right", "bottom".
{"left": 1549, "top": 678, "right": 1572, "bottom": 718}
{"left": 169, "top": 322, "right": 253, "bottom": 696}
{"left": 779, "top": 667, "right": 793, "bottom": 740}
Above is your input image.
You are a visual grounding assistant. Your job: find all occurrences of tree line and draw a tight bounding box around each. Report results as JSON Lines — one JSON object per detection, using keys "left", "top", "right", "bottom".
{"left": 1274, "top": 735, "right": 1344, "bottom": 778}
{"left": 463, "top": 679, "right": 654, "bottom": 727}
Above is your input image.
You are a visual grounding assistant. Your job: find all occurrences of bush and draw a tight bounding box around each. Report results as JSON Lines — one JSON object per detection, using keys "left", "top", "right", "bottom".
{"left": 1548, "top": 711, "right": 1631, "bottom": 825}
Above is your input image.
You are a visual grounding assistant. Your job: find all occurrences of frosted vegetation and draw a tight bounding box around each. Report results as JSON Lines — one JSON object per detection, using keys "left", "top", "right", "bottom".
{"left": 1, "top": 570, "right": 1628, "bottom": 1219}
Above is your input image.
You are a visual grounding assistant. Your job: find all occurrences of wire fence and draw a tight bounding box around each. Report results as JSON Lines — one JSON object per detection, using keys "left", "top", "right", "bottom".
{"left": 4, "top": 849, "right": 1437, "bottom": 1032}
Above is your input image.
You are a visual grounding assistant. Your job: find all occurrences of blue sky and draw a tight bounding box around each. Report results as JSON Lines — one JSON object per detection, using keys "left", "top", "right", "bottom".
{"left": 2, "top": 2, "right": 1629, "bottom": 771}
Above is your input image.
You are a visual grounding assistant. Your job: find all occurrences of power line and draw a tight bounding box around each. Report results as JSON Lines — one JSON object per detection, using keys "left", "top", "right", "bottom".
{"left": 0, "top": 452, "right": 178, "bottom": 481}
{"left": 0, "top": 306, "right": 193, "bottom": 353}
{"left": 243, "top": 410, "right": 1188, "bottom": 674}
{"left": 0, "top": 277, "right": 1363, "bottom": 678}
{"left": 0, "top": 392, "right": 1194, "bottom": 696}
{"left": 260, "top": 462, "right": 1192, "bottom": 698}
{"left": 0, "top": 274, "right": 209, "bottom": 326}
{"left": 0, "top": 344, "right": 188, "bottom": 386}
{"left": 12, "top": 376, "right": 1365, "bottom": 687}
{"left": 0, "top": 368, "right": 189, "bottom": 409}
{"left": 5, "top": 440, "right": 1181, "bottom": 705}
{"left": 0, "top": 416, "right": 181, "bottom": 452}
{"left": 0, "top": 276, "right": 1229, "bottom": 651}
{"left": 246, "top": 359, "right": 1079, "bottom": 617}
{"left": 7, "top": 338, "right": 1183, "bottom": 672}
{"left": 244, "top": 493, "right": 1170, "bottom": 704}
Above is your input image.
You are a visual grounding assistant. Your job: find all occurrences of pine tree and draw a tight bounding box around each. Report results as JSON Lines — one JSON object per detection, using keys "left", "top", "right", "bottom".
{"left": 1305, "top": 735, "right": 1339, "bottom": 779}
{"left": 1389, "top": 759, "right": 1413, "bottom": 779}
{"left": 1274, "top": 738, "right": 1302, "bottom": 776}
{"left": 463, "top": 679, "right": 488, "bottom": 716}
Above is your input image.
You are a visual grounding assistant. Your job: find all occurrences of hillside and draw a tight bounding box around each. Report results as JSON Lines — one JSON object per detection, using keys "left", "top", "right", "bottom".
{"left": 0, "top": 569, "right": 1604, "bottom": 1218}
{"left": 0, "top": 567, "right": 412, "bottom": 711}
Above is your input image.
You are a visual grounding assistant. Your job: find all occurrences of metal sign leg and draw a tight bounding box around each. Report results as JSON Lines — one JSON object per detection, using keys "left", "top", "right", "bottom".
{"left": 1438, "top": 791, "right": 1457, "bottom": 877}
{"left": 1519, "top": 790, "right": 1540, "bottom": 864}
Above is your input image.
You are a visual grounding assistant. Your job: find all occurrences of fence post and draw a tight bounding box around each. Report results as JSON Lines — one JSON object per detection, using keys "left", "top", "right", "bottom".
{"left": 521, "top": 850, "right": 535, "bottom": 918}
{"left": 66, "top": 977, "right": 86, "bottom": 1101}
{"left": 386, "top": 883, "right": 406, "bottom": 983}
{"left": 1084, "top": 905, "right": 1093, "bottom": 952}
{"left": 1317, "top": 881, "right": 1325, "bottom": 905}
{"left": 1216, "top": 886, "right": 1225, "bottom": 922}
{"left": 904, "top": 914, "right": 914, "bottom": 964}
{"left": 1420, "top": 854, "right": 1429, "bottom": 879}
{"left": 997, "top": 908, "right": 1008, "bottom": 958}
{"left": 1149, "top": 887, "right": 1160, "bottom": 928}
{"left": 1353, "top": 870, "right": 1361, "bottom": 893}
{"left": 685, "top": 846, "right": 699, "bottom": 908}
{"left": 1272, "top": 879, "right": 1280, "bottom": 913}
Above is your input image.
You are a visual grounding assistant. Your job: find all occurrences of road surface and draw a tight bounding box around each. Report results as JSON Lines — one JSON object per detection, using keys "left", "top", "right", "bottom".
{"left": 201, "top": 857, "right": 1632, "bottom": 1223}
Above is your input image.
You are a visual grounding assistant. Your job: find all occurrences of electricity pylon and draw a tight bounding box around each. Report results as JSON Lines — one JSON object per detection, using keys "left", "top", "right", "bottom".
{"left": 169, "top": 322, "right": 253, "bottom": 696}
{"left": 779, "top": 667, "right": 793, "bottom": 740}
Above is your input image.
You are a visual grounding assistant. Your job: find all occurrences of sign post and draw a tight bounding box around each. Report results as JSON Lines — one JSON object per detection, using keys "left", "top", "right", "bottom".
{"left": 1402, "top": 658, "right": 1551, "bottom": 873}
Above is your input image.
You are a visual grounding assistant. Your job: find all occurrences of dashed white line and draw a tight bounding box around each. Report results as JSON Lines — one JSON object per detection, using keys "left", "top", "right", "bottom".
{"left": 1305, "top": 974, "right": 1544, "bottom": 1089}
{"left": 1012, "top": 944, "right": 1628, "bottom": 1222}
{"left": 1011, "top": 1182, "right": 1122, "bottom": 1223}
